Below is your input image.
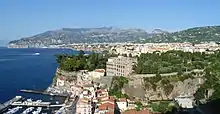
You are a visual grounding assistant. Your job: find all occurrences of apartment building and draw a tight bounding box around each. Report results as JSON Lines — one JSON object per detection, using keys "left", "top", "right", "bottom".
{"left": 106, "top": 56, "right": 137, "bottom": 77}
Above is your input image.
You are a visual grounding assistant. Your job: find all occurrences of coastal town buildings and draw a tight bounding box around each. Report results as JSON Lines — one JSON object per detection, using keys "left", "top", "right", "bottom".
{"left": 88, "top": 69, "right": 105, "bottom": 79}
{"left": 76, "top": 97, "right": 92, "bottom": 114}
{"left": 106, "top": 56, "right": 137, "bottom": 76}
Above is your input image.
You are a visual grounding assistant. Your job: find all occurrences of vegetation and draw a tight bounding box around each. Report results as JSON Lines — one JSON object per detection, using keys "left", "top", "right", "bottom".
{"left": 134, "top": 50, "right": 207, "bottom": 74}
{"left": 135, "top": 101, "right": 143, "bottom": 111}
{"left": 140, "top": 50, "right": 220, "bottom": 99}
{"left": 149, "top": 101, "right": 173, "bottom": 113}
{"left": 56, "top": 50, "right": 115, "bottom": 72}
{"left": 193, "top": 51, "right": 220, "bottom": 101}
{"left": 109, "top": 76, "right": 129, "bottom": 98}
{"left": 136, "top": 26, "right": 220, "bottom": 43}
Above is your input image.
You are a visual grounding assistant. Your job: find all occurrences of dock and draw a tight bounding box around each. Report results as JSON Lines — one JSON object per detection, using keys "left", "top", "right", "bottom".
{"left": 11, "top": 101, "right": 64, "bottom": 108}
{"left": 0, "top": 96, "right": 22, "bottom": 113}
{"left": 20, "top": 89, "right": 67, "bottom": 97}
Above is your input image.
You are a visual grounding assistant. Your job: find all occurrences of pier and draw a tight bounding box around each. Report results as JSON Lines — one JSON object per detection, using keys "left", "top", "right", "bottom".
{"left": 20, "top": 89, "right": 67, "bottom": 97}
{"left": 11, "top": 101, "right": 64, "bottom": 108}
{"left": 0, "top": 96, "right": 22, "bottom": 113}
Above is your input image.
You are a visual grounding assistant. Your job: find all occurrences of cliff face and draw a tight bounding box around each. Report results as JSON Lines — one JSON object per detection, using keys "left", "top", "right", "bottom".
{"left": 123, "top": 77, "right": 204, "bottom": 101}
{"left": 53, "top": 68, "right": 77, "bottom": 86}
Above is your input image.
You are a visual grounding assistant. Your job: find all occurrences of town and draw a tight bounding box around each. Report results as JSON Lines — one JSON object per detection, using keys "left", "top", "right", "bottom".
{"left": 2, "top": 42, "right": 220, "bottom": 114}
{"left": 47, "top": 42, "right": 220, "bottom": 114}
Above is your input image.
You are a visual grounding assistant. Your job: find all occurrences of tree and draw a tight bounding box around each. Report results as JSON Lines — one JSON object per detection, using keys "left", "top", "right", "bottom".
{"left": 129, "top": 53, "right": 132, "bottom": 57}
{"left": 194, "top": 86, "right": 206, "bottom": 101}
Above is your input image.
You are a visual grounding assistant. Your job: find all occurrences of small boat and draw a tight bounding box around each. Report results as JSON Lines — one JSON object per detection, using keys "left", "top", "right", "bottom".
{"left": 21, "top": 107, "right": 34, "bottom": 114}
{"left": 4, "top": 106, "right": 22, "bottom": 114}
{"left": 33, "top": 53, "right": 40, "bottom": 55}
{"left": 32, "top": 107, "right": 42, "bottom": 114}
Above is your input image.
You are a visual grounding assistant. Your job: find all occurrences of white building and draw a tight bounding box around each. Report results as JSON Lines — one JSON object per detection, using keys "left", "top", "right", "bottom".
{"left": 56, "top": 76, "right": 65, "bottom": 86}
{"left": 116, "top": 98, "right": 127, "bottom": 112}
{"left": 174, "top": 95, "right": 194, "bottom": 108}
{"left": 106, "top": 56, "right": 137, "bottom": 77}
{"left": 88, "top": 69, "right": 105, "bottom": 79}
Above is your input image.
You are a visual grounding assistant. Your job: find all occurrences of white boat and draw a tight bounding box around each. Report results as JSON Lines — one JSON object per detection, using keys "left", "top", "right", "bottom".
{"left": 21, "top": 107, "right": 34, "bottom": 114}
{"left": 32, "top": 107, "right": 42, "bottom": 114}
{"left": 33, "top": 53, "right": 40, "bottom": 55}
{"left": 4, "top": 106, "right": 22, "bottom": 114}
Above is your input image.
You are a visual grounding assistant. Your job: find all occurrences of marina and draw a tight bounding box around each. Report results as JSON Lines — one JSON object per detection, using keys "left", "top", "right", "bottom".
{"left": 20, "top": 89, "right": 68, "bottom": 97}
{"left": 0, "top": 96, "right": 23, "bottom": 113}
{"left": 0, "top": 94, "right": 66, "bottom": 114}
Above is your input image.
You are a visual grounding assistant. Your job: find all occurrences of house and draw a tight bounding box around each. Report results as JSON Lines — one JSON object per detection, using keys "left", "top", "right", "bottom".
{"left": 76, "top": 98, "right": 92, "bottom": 114}
{"left": 95, "top": 102, "right": 115, "bottom": 114}
{"left": 83, "top": 84, "right": 96, "bottom": 97}
{"left": 70, "top": 85, "right": 83, "bottom": 97}
{"left": 56, "top": 76, "right": 65, "bottom": 86}
{"left": 95, "top": 96, "right": 115, "bottom": 114}
{"left": 89, "top": 69, "right": 105, "bottom": 79}
{"left": 96, "top": 89, "right": 109, "bottom": 100}
{"left": 116, "top": 98, "right": 127, "bottom": 112}
{"left": 127, "top": 99, "right": 136, "bottom": 110}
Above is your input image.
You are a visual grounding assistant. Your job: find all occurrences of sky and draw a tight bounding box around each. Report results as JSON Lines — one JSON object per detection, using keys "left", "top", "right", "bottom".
{"left": 0, "top": 0, "right": 220, "bottom": 44}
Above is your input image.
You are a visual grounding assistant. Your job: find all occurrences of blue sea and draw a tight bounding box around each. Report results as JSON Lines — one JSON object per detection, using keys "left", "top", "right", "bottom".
{"left": 0, "top": 48, "right": 78, "bottom": 103}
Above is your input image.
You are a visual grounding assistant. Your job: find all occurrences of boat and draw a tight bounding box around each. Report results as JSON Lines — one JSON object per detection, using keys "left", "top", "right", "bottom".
{"left": 21, "top": 107, "right": 34, "bottom": 114}
{"left": 32, "top": 107, "right": 42, "bottom": 114}
{"left": 33, "top": 53, "right": 40, "bottom": 55}
{"left": 4, "top": 106, "right": 22, "bottom": 114}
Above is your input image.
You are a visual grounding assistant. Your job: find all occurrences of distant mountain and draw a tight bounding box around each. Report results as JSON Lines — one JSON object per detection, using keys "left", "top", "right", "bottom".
{"left": 8, "top": 26, "right": 220, "bottom": 48}
{"left": 152, "top": 29, "right": 169, "bottom": 34}
{"left": 143, "top": 26, "right": 220, "bottom": 43}
{"left": 8, "top": 27, "right": 148, "bottom": 48}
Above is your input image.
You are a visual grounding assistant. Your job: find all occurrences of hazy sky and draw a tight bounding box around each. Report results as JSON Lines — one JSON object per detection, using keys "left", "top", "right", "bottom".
{"left": 0, "top": 0, "right": 220, "bottom": 42}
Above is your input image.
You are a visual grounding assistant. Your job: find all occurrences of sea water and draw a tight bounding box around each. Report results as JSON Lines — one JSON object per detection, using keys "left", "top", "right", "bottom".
{"left": 0, "top": 48, "right": 78, "bottom": 103}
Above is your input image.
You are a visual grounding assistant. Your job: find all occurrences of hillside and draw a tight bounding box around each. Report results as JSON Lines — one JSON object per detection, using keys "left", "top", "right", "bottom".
{"left": 8, "top": 25, "right": 220, "bottom": 48}
{"left": 141, "top": 26, "right": 220, "bottom": 43}
{"left": 8, "top": 27, "right": 148, "bottom": 48}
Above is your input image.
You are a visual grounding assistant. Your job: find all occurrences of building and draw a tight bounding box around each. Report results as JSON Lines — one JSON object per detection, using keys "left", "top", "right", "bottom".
{"left": 56, "top": 76, "right": 65, "bottom": 86}
{"left": 76, "top": 98, "right": 92, "bottom": 114}
{"left": 116, "top": 98, "right": 128, "bottom": 112}
{"left": 106, "top": 56, "right": 137, "bottom": 76}
{"left": 89, "top": 69, "right": 105, "bottom": 79}
{"left": 174, "top": 95, "right": 194, "bottom": 108}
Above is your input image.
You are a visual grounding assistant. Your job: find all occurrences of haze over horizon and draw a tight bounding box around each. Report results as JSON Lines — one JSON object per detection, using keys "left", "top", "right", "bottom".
{"left": 1, "top": 0, "right": 220, "bottom": 44}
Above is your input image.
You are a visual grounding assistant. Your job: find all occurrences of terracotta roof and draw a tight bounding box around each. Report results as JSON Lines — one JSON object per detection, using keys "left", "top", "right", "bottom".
{"left": 101, "top": 97, "right": 115, "bottom": 103}
{"left": 98, "top": 102, "right": 115, "bottom": 111}
{"left": 95, "top": 69, "right": 105, "bottom": 73}
{"left": 59, "top": 76, "right": 65, "bottom": 80}
{"left": 96, "top": 89, "right": 107, "bottom": 93}
{"left": 123, "top": 109, "right": 151, "bottom": 114}
{"left": 118, "top": 98, "right": 127, "bottom": 102}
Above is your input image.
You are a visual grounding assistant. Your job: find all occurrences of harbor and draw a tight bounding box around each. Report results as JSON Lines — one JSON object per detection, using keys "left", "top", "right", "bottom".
{"left": 0, "top": 88, "right": 73, "bottom": 114}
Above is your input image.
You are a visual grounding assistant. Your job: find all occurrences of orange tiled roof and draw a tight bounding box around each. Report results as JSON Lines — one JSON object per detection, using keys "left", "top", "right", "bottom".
{"left": 96, "top": 89, "right": 107, "bottom": 93}
{"left": 101, "top": 97, "right": 115, "bottom": 103}
{"left": 118, "top": 98, "right": 127, "bottom": 102}
{"left": 98, "top": 102, "right": 115, "bottom": 111}
{"left": 95, "top": 69, "right": 105, "bottom": 73}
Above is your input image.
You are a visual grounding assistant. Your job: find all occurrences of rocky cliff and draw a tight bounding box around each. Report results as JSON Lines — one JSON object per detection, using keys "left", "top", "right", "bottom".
{"left": 122, "top": 75, "right": 204, "bottom": 101}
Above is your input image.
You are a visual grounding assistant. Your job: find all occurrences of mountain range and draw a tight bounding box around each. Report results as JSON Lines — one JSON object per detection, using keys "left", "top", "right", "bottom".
{"left": 8, "top": 25, "right": 220, "bottom": 48}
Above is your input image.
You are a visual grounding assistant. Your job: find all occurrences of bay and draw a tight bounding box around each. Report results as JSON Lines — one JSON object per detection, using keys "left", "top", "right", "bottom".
{"left": 0, "top": 48, "right": 77, "bottom": 103}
